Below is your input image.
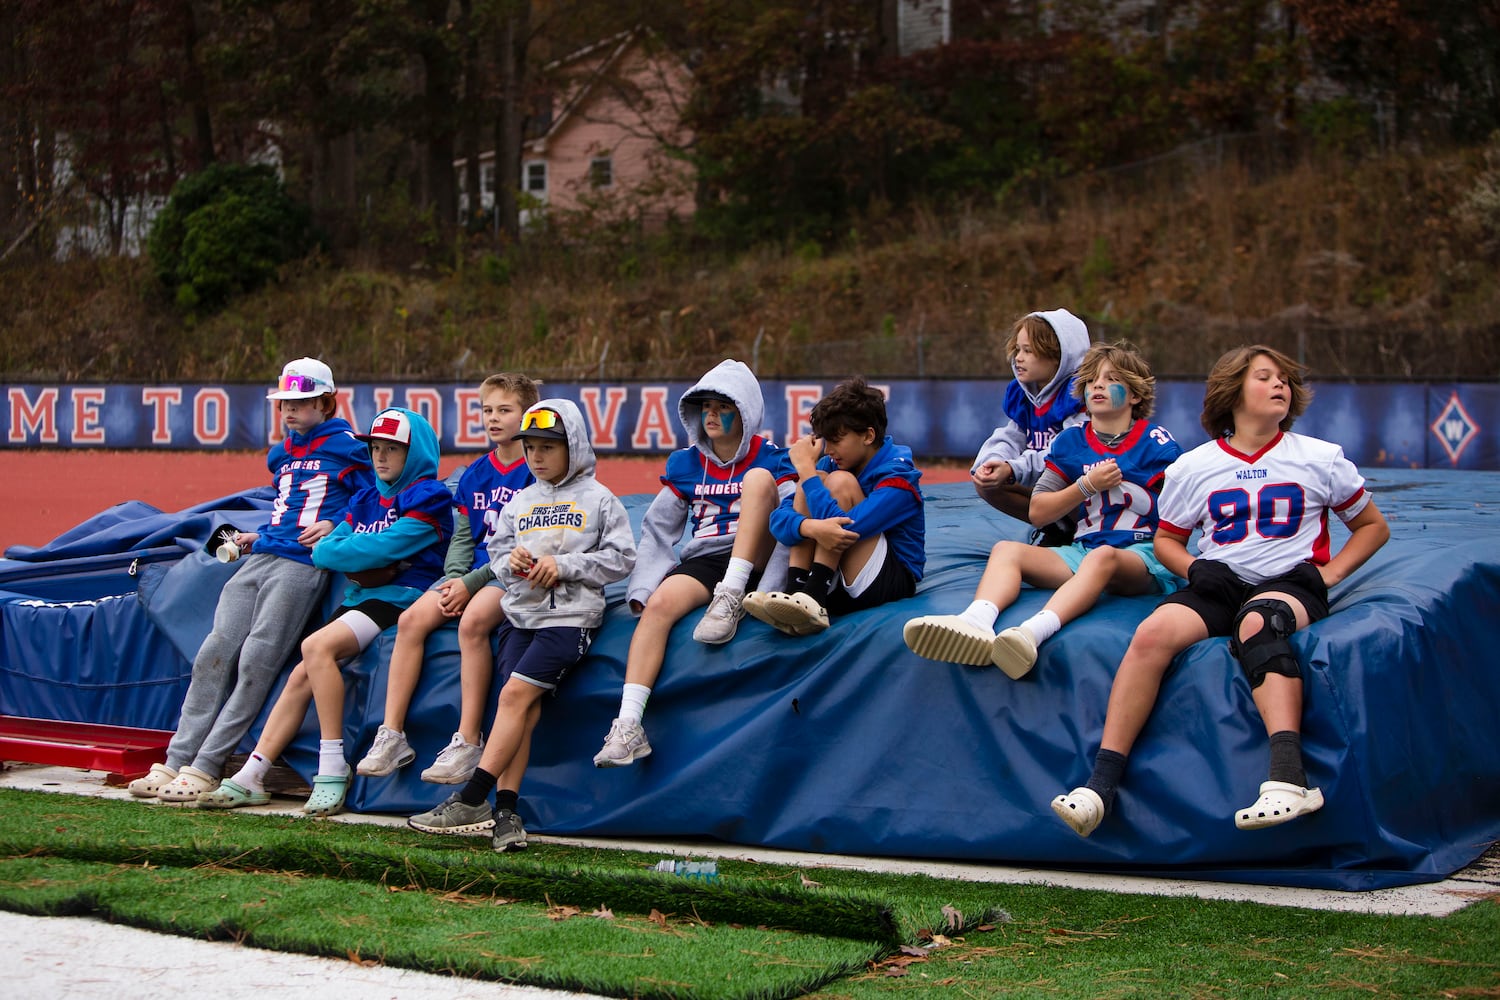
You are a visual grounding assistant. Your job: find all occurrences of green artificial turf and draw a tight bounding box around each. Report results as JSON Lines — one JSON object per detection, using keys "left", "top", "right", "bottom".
{"left": 2, "top": 788, "right": 1497, "bottom": 999}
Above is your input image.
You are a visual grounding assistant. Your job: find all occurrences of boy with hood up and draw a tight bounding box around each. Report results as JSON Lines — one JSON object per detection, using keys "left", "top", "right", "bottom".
{"left": 593, "top": 359, "right": 798, "bottom": 768}
{"left": 200, "top": 406, "right": 454, "bottom": 818}
{"left": 408, "top": 398, "right": 636, "bottom": 849}
{"left": 971, "top": 308, "right": 1092, "bottom": 545}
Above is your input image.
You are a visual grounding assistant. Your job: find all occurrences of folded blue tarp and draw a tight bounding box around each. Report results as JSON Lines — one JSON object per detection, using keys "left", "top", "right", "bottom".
{"left": 2, "top": 470, "right": 1497, "bottom": 891}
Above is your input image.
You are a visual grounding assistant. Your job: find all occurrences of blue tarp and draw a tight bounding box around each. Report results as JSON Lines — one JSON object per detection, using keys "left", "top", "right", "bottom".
{"left": 2, "top": 471, "right": 1498, "bottom": 891}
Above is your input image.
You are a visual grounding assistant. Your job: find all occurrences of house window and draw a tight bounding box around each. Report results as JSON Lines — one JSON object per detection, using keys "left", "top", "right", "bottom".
{"left": 481, "top": 164, "right": 494, "bottom": 197}
{"left": 589, "top": 156, "right": 613, "bottom": 189}
{"left": 524, "top": 160, "right": 547, "bottom": 197}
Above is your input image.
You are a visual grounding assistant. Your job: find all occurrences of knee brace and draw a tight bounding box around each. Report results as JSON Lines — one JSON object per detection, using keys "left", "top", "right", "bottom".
{"left": 1229, "top": 598, "right": 1300, "bottom": 688}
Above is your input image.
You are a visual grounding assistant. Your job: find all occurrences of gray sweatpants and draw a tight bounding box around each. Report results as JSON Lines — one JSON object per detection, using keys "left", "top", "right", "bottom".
{"left": 164, "top": 552, "right": 329, "bottom": 776}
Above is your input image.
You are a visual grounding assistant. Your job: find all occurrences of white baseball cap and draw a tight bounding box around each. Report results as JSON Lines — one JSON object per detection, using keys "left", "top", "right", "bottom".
{"left": 267, "top": 357, "right": 336, "bottom": 399}
{"left": 356, "top": 408, "right": 413, "bottom": 446}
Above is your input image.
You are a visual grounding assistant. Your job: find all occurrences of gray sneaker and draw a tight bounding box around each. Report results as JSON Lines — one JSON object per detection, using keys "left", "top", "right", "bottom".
{"left": 692, "top": 583, "right": 746, "bottom": 644}
{"left": 355, "top": 725, "right": 414, "bottom": 777}
{"left": 420, "top": 731, "right": 483, "bottom": 784}
{"left": 491, "top": 808, "right": 529, "bottom": 852}
{"left": 408, "top": 793, "right": 496, "bottom": 835}
{"left": 592, "top": 717, "right": 652, "bottom": 768}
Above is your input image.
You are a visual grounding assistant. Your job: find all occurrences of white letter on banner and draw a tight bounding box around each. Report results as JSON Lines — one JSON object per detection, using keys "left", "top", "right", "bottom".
{"left": 579, "top": 387, "right": 628, "bottom": 449}
{"left": 405, "top": 389, "right": 441, "bottom": 440}
{"left": 632, "top": 387, "right": 678, "bottom": 450}
{"left": 784, "top": 385, "right": 822, "bottom": 441}
{"left": 8, "top": 387, "right": 58, "bottom": 444}
{"left": 73, "top": 388, "right": 107, "bottom": 444}
{"left": 142, "top": 387, "right": 183, "bottom": 444}
{"left": 454, "top": 388, "right": 484, "bottom": 448}
{"left": 195, "top": 389, "right": 229, "bottom": 445}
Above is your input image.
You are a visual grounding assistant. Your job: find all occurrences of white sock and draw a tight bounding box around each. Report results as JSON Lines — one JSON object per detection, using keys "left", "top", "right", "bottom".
{"left": 1019, "top": 609, "right": 1062, "bottom": 645}
{"left": 721, "top": 557, "right": 753, "bottom": 594}
{"left": 960, "top": 600, "right": 1000, "bottom": 632}
{"left": 318, "top": 738, "right": 349, "bottom": 777}
{"left": 232, "top": 751, "right": 272, "bottom": 792}
{"left": 619, "top": 683, "right": 651, "bottom": 725}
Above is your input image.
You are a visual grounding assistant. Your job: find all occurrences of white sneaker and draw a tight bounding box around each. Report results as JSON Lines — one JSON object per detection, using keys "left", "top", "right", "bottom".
{"left": 745, "top": 590, "right": 829, "bottom": 636}
{"left": 355, "top": 725, "right": 415, "bottom": 777}
{"left": 693, "top": 583, "right": 746, "bottom": 644}
{"left": 421, "top": 732, "right": 484, "bottom": 784}
{"left": 991, "top": 626, "right": 1039, "bottom": 679}
{"left": 902, "top": 615, "right": 995, "bottom": 665}
{"left": 593, "top": 718, "right": 652, "bottom": 768}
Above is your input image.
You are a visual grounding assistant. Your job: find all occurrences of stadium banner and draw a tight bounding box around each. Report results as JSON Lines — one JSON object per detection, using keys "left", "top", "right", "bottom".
{"left": 4, "top": 379, "right": 1497, "bottom": 470}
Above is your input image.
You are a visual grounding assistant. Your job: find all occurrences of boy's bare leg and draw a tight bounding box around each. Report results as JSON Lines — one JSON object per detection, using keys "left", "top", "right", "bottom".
{"left": 456, "top": 586, "right": 507, "bottom": 745}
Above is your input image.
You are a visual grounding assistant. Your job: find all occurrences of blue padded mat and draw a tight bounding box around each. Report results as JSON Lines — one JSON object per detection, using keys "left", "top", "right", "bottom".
{"left": 2, "top": 469, "right": 1497, "bottom": 890}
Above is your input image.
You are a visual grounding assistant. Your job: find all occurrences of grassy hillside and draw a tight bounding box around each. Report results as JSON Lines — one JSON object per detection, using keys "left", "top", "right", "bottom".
{"left": 4, "top": 142, "right": 1498, "bottom": 384}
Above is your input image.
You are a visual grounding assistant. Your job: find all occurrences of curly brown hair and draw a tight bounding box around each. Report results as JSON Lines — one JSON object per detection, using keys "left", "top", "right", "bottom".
{"left": 810, "top": 376, "right": 887, "bottom": 441}
{"left": 1199, "top": 345, "right": 1311, "bottom": 438}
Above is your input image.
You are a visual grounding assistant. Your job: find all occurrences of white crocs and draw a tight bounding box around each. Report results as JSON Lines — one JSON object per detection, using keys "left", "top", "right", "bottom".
{"left": 1051, "top": 787, "right": 1105, "bottom": 838}
{"left": 126, "top": 762, "right": 178, "bottom": 799}
{"left": 1235, "top": 780, "right": 1324, "bottom": 830}
{"left": 156, "top": 764, "right": 220, "bottom": 802}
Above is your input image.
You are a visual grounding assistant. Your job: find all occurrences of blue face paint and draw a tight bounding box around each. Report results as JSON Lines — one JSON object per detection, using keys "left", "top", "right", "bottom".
{"left": 1107, "top": 384, "right": 1128, "bottom": 408}
{"left": 704, "top": 407, "right": 737, "bottom": 434}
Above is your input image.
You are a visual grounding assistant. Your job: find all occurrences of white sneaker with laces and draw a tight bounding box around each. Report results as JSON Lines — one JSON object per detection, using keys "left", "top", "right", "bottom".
{"left": 693, "top": 583, "right": 746, "bottom": 644}
{"left": 593, "top": 718, "right": 652, "bottom": 768}
{"left": 421, "top": 732, "right": 484, "bottom": 784}
{"left": 355, "top": 725, "right": 415, "bottom": 777}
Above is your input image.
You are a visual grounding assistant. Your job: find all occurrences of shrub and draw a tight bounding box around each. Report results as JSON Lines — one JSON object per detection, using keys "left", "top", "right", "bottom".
{"left": 148, "top": 163, "right": 317, "bottom": 312}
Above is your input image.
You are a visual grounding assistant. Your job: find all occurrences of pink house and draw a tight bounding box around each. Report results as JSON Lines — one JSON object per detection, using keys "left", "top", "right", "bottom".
{"left": 459, "top": 28, "right": 696, "bottom": 228}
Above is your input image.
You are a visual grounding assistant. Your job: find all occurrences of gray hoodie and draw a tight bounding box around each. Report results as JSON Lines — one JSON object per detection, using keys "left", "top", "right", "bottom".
{"left": 626, "top": 359, "right": 796, "bottom": 608}
{"left": 486, "top": 398, "right": 636, "bottom": 630}
{"left": 970, "top": 307, "right": 1092, "bottom": 488}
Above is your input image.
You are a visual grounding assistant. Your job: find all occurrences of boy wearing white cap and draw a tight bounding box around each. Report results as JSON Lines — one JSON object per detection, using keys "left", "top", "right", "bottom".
{"left": 129, "top": 358, "right": 375, "bottom": 803}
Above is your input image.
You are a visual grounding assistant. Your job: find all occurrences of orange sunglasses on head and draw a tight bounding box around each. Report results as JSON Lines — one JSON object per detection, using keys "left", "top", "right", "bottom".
{"left": 521, "top": 408, "right": 561, "bottom": 431}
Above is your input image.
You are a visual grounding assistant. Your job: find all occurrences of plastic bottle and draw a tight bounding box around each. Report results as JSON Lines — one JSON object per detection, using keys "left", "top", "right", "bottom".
{"left": 653, "top": 859, "right": 718, "bottom": 882}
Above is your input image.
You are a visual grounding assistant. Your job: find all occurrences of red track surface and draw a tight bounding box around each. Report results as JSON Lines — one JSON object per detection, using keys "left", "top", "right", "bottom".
{"left": 7, "top": 450, "right": 970, "bottom": 551}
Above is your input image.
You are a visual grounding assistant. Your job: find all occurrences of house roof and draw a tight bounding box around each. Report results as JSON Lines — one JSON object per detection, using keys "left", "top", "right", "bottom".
{"left": 528, "top": 25, "right": 686, "bottom": 154}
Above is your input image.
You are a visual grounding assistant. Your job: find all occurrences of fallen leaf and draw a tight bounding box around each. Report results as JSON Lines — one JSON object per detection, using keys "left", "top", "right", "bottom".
{"left": 799, "top": 873, "right": 822, "bottom": 888}
{"left": 648, "top": 909, "right": 670, "bottom": 929}
{"left": 941, "top": 904, "right": 963, "bottom": 931}
{"left": 345, "top": 949, "right": 380, "bottom": 968}
{"left": 591, "top": 905, "right": 614, "bottom": 920}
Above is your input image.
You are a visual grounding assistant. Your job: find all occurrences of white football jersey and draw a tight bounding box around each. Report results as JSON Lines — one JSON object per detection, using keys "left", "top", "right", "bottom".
{"left": 1158, "top": 432, "right": 1371, "bottom": 584}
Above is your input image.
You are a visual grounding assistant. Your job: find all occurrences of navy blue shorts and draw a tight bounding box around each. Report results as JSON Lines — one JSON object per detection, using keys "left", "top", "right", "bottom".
{"left": 496, "top": 621, "right": 595, "bottom": 691}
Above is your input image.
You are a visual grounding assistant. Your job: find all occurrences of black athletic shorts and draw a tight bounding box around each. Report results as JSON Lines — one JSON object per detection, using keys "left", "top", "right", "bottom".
{"left": 667, "top": 550, "right": 764, "bottom": 593}
{"left": 1160, "top": 559, "right": 1330, "bottom": 638}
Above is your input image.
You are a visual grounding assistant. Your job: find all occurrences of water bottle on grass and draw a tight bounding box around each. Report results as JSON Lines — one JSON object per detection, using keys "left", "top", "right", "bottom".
{"left": 654, "top": 859, "right": 718, "bottom": 882}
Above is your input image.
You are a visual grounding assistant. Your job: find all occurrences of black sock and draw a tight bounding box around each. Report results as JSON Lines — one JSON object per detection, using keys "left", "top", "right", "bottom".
{"left": 1085, "top": 748, "right": 1128, "bottom": 812}
{"left": 806, "top": 563, "right": 836, "bottom": 599}
{"left": 1267, "top": 731, "right": 1307, "bottom": 787}
{"left": 459, "top": 767, "right": 499, "bottom": 808}
{"left": 785, "top": 567, "right": 811, "bottom": 595}
{"left": 495, "top": 788, "right": 519, "bottom": 813}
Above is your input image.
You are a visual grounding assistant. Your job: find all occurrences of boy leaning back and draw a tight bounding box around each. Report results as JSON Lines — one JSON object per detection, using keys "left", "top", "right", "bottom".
{"left": 593, "top": 359, "right": 796, "bottom": 768}
{"left": 904, "top": 342, "right": 1183, "bottom": 678}
{"left": 200, "top": 407, "right": 454, "bottom": 817}
{"left": 744, "top": 376, "right": 925, "bottom": 636}
{"left": 1051, "top": 345, "right": 1389, "bottom": 838}
{"left": 972, "top": 309, "right": 1090, "bottom": 544}
{"left": 356, "top": 373, "right": 539, "bottom": 784}
{"left": 129, "top": 358, "right": 374, "bottom": 803}
{"left": 409, "top": 399, "right": 635, "bottom": 849}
